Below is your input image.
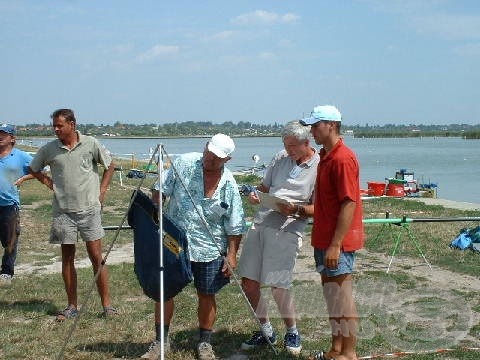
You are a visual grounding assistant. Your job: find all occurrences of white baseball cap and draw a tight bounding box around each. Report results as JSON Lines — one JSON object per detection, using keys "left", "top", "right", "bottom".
{"left": 207, "top": 133, "right": 235, "bottom": 158}
{"left": 300, "top": 105, "right": 342, "bottom": 125}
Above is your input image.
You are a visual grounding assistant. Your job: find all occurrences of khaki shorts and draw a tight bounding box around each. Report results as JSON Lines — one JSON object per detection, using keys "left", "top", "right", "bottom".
{"left": 50, "top": 207, "right": 105, "bottom": 245}
{"left": 238, "top": 223, "right": 302, "bottom": 289}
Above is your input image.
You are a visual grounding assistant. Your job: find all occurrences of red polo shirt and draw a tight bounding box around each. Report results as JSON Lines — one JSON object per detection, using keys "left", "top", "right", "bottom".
{"left": 312, "top": 139, "right": 364, "bottom": 251}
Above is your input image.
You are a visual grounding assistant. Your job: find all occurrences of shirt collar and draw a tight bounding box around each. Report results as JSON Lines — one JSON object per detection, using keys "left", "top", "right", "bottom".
{"left": 320, "top": 138, "right": 344, "bottom": 161}
{"left": 57, "top": 130, "right": 83, "bottom": 150}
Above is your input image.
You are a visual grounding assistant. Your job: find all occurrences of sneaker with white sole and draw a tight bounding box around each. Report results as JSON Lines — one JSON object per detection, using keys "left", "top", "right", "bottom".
{"left": 197, "top": 341, "right": 216, "bottom": 360}
{"left": 0, "top": 273, "right": 12, "bottom": 287}
{"left": 284, "top": 332, "right": 302, "bottom": 355}
{"left": 141, "top": 339, "right": 170, "bottom": 359}
{"left": 241, "top": 330, "right": 277, "bottom": 350}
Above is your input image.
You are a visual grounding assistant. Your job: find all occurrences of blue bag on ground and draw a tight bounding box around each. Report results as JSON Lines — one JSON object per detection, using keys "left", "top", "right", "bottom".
{"left": 449, "top": 226, "right": 480, "bottom": 252}
{"left": 128, "top": 190, "right": 192, "bottom": 301}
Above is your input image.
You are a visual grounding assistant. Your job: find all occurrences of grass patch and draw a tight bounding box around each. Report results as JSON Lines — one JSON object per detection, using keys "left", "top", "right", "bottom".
{"left": 2, "top": 162, "right": 479, "bottom": 359}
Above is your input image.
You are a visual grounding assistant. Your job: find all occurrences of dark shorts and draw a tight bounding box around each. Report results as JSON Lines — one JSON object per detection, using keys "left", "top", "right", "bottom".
{"left": 314, "top": 248, "right": 356, "bottom": 277}
{"left": 191, "top": 256, "right": 230, "bottom": 295}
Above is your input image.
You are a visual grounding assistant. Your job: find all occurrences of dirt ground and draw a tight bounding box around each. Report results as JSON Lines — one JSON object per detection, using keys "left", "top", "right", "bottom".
{"left": 14, "top": 193, "right": 480, "bottom": 357}
{"left": 15, "top": 229, "right": 480, "bottom": 353}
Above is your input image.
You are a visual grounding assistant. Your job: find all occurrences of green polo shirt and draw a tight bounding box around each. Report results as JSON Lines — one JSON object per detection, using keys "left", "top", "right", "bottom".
{"left": 30, "top": 131, "right": 112, "bottom": 213}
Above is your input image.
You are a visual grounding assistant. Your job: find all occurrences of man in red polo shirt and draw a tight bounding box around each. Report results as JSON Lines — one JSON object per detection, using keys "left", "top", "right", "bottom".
{"left": 300, "top": 105, "right": 364, "bottom": 360}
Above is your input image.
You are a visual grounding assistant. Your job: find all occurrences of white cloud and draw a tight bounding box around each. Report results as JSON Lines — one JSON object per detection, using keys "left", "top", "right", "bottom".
{"left": 136, "top": 44, "right": 180, "bottom": 63}
{"left": 231, "top": 10, "right": 300, "bottom": 25}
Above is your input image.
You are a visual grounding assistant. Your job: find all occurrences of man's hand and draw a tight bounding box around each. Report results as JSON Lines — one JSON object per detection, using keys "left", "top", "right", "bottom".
{"left": 324, "top": 244, "right": 341, "bottom": 269}
{"left": 99, "top": 190, "right": 107, "bottom": 205}
{"left": 222, "top": 252, "right": 237, "bottom": 278}
{"left": 277, "top": 202, "right": 298, "bottom": 217}
{"left": 248, "top": 191, "right": 261, "bottom": 205}
{"left": 29, "top": 168, "right": 54, "bottom": 190}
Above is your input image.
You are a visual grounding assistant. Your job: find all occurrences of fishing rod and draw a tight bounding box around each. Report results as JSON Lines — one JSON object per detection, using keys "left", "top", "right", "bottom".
{"left": 105, "top": 216, "right": 480, "bottom": 230}
{"left": 363, "top": 216, "right": 480, "bottom": 224}
{"left": 355, "top": 346, "right": 480, "bottom": 359}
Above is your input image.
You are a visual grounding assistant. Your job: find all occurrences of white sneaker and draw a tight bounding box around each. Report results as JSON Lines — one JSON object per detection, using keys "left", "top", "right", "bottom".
{"left": 141, "top": 339, "right": 170, "bottom": 359}
{"left": 0, "top": 273, "right": 12, "bottom": 287}
{"left": 197, "top": 342, "right": 216, "bottom": 360}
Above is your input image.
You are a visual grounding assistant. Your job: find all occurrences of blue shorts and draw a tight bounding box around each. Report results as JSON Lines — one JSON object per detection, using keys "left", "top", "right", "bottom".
{"left": 191, "top": 256, "right": 230, "bottom": 295}
{"left": 314, "top": 248, "right": 356, "bottom": 277}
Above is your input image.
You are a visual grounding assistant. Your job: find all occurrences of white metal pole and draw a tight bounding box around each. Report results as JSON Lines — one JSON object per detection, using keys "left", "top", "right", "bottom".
{"left": 158, "top": 144, "right": 165, "bottom": 360}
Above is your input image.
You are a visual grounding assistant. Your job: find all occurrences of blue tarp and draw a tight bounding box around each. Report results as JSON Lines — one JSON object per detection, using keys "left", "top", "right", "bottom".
{"left": 128, "top": 190, "right": 192, "bottom": 301}
{"left": 449, "top": 226, "right": 480, "bottom": 252}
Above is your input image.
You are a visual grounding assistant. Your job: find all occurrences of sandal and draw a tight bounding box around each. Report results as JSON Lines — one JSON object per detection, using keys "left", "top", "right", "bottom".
{"left": 103, "top": 306, "right": 118, "bottom": 317}
{"left": 311, "top": 351, "right": 335, "bottom": 360}
{"left": 56, "top": 306, "right": 78, "bottom": 322}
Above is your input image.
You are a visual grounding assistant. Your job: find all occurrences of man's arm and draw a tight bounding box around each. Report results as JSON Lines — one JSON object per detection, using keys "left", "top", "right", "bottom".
{"left": 99, "top": 162, "right": 115, "bottom": 205}
{"left": 247, "top": 183, "right": 269, "bottom": 204}
{"left": 29, "top": 167, "right": 54, "bottom": 190}
{"left": 14, "top": 174, "right": 35, "bottom": 187}
{"left": 324, "top": 199, "right": 356, "bottom": 269}
{"left": 296, "top": 203, "right": 314, "bottom": 218}
{"left": 222, "top": 234, "right": 243, "bottom": 277}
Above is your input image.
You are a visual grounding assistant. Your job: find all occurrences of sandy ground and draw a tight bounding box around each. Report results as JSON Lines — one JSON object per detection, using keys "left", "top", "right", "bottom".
{"left": 404, "top": 197, "right": 480, "bottom": 211}
{"left": 16, "top": 196, "right": 480, "bottom": 277}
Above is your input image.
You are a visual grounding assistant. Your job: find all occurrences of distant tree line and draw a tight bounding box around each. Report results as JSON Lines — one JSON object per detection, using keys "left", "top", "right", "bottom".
{"left": 14, "top": 121, "right": 480, "bottom": 138}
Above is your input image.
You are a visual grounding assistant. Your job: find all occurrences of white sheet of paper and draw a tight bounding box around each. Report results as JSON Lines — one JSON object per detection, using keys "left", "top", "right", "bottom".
{"left": 257, "top": 191, "right": 290, "bottom": 212}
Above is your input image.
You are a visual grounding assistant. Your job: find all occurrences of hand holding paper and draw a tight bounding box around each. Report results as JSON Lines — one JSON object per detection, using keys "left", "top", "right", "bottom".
{"left": 257, "top": 191, "right": 290, "bottom": 212}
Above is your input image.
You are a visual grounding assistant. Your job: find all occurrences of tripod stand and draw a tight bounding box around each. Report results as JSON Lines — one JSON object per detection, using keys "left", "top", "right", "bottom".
{"left": 366, "top": 213, "right": 432, "bottom": 273}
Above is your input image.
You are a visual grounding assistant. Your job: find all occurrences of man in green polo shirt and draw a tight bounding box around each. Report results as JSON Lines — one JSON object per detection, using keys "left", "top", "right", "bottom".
{"left": 29, "top": 109, "right": 117, "bottom": 321}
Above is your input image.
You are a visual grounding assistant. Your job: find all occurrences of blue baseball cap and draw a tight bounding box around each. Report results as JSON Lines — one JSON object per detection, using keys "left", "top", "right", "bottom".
{"left": 299, "top": 105, "right": 342, "bottom": 125}
{"left": 0, "top": 123, "right": 16, "bottom": 135}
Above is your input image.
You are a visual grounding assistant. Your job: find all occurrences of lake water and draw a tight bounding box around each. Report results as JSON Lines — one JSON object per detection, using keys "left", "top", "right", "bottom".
{"left": 21, "top": 136, "right": 480, "bottom": 204}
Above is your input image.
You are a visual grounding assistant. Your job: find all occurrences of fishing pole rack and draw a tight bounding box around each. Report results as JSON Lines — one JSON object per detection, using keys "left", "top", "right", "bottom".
{"left": 364, "top": 212, "right": 431, "bottom": 273}
{"left": 364, "top": 213, "right": 480, "bottom": 273}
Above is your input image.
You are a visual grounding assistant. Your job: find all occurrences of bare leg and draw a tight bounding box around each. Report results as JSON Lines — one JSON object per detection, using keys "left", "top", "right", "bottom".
{"left": 242, "top": 277, "right": 269, "bottom": 322}
{"left": 155, "top": 298, "right": 174, "bottom": 326}
{"left": 271, "top": 287, "right": 296, "bottom": 328}
{"left": 61, "top": 244, "right": 77, "bottom": 308}
{"left": 197, "top": 292, "right": 216, "bottom": 330}
{"left": 86, "top": 239, "right": 111, "bottom": 307}
{"left": 322, "top": 273, "right": 358, "bottom": 360}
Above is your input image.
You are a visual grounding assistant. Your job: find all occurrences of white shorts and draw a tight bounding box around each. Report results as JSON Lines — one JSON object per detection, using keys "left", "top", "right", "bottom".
{"left": 238, "top": 223, "right": 302, "bottom": 289}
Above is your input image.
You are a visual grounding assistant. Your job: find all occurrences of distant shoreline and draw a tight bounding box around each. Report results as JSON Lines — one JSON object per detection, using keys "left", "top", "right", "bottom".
{"left": 18, "top": 134, "right": 281, "bottom": 140}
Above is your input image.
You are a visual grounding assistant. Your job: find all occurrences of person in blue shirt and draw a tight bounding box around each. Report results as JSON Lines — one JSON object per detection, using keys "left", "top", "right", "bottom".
{"left": 142, "top": 134, "right": 246, "bottom": 360}
{"left": 0, "top": 124, "right": 34, "bottom": 286}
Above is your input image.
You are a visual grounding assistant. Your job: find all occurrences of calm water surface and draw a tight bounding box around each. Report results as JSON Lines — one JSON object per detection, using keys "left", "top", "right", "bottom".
{"left": 22, "top": 136, "right": 480, "bottom": 204}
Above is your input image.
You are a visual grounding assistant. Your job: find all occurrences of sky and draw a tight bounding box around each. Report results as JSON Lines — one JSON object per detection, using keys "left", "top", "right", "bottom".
{"left": 1, "top": 0, "right": 480, "bottom": 126}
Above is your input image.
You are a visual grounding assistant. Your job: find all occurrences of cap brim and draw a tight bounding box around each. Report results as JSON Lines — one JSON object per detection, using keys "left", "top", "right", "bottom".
{"left": 299, "top": 117, "right": 319, "bottom": 126}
